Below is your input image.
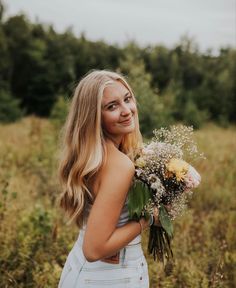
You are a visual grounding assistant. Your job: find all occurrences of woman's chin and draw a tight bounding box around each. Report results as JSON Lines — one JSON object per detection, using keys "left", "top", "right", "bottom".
{"left": 122, "top": 125, "right": 135, "bottom": 134}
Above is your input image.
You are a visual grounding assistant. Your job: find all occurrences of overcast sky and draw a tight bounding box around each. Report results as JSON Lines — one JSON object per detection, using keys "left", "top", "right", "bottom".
{"left": 5, "top": 0, "right": 236, "bottom": 53}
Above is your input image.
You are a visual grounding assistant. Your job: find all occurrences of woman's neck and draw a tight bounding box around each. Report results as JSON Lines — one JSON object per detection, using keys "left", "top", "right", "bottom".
{"left": 106, "top": 136, "right": 123, "bottom": 150}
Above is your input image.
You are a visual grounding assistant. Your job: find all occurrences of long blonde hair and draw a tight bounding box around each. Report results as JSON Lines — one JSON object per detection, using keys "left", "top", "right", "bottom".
{"left": 58, "top": 70, "right": 142, "bottom": 227}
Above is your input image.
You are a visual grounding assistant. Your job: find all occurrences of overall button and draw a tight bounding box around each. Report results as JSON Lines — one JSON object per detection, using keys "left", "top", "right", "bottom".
{"left": 141, "top": 262, "right": 144, "bottom": 266}
{"left": 140, "top": 276, "right": 143, "bottom": 280}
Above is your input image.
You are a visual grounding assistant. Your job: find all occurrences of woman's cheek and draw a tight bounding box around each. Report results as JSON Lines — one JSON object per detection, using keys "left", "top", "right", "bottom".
{"left": 109, "top": 110, "right": 120, "bottom": 122}
{"left": 130, "top": 99, "right": 137, "bottom": 109}
{"left": 130, "top": 102, "right": 137, "bottom": 114}
{"left": 104, "top": 111, "right": 120, "bottom": 127}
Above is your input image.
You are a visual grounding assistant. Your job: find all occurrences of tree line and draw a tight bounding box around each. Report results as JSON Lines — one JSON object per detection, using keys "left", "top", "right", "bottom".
{"left": 0, "top": 1, "right": 235, "bottom": 134}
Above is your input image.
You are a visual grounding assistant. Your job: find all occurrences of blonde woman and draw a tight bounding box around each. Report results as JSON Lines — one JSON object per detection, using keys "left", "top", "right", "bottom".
{"left": 58, "top": 70, "right": 159, "bottom": 287}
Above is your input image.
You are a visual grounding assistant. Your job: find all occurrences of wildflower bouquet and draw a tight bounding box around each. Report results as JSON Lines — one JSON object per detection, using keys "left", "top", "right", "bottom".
{"left": 128, "top": 125, "right": 203, "bottom": 262}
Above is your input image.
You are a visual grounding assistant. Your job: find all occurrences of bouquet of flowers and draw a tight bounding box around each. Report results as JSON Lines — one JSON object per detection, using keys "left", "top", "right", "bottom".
{"left": 128, "top": 125, "right": 203, "bottom": 262}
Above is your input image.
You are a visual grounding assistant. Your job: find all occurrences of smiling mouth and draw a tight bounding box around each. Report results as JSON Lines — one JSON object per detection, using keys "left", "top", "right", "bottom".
{"left": 120, "top": 117, "right": 133, "bottom": 125}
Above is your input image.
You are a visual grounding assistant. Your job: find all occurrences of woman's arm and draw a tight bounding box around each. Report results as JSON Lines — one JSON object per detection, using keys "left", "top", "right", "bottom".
{"left": 82, "top": 146, "right": 149, "bottom": 262}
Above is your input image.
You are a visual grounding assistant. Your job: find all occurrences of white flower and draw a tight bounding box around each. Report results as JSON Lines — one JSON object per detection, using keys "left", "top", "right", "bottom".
{"left": 151, "top": 182, "right": 159, "bottom": 190}
{"left": 136, "top": 169, "right": 143, "bottom": 177}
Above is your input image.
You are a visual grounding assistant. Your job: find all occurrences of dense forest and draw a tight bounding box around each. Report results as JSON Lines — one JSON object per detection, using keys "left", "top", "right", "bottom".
{"left": 0, "top": 1, "right": 235, "bottom": 135}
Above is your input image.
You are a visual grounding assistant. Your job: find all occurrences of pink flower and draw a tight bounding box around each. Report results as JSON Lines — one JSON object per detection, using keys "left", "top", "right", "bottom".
{"left": 184, "top": 165, "right": 201, "bottom": 189}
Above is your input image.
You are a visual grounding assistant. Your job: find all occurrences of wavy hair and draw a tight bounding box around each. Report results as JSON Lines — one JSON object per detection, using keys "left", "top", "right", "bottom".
{"left": 58, "top": 70, "right": 142, "bottom": 228}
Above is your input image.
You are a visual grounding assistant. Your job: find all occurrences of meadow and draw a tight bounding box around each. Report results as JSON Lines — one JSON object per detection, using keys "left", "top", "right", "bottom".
{"left": 0, "top": 117, "right": 235, "bottom": 287}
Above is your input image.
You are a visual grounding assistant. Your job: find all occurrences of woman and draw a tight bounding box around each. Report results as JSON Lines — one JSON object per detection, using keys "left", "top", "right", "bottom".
{"left": 58, "top": 70, "right": 159, "bottom": 287}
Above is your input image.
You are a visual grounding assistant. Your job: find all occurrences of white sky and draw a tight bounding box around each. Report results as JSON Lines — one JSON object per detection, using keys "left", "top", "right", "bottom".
{"left": 5, "top": 0, "right": 236, "bottom": 53}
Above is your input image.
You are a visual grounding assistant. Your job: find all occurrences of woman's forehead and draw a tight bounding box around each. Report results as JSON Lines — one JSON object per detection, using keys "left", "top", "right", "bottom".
{"left": 103, "top": 81, "right": 130, "bottom": 102}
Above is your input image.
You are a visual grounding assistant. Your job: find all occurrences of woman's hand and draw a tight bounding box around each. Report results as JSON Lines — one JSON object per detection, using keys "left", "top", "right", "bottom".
{"left": 138, "top": 217, "right": 150, "bottom": 231}
{"left": 152, "top": 204, "right": 172, "bottom": 226}
{"left": 139, "top": 204, "right": 172, "bottom": 231}
{"left": 139, "top": 207, "right": 161, "bottom": 230}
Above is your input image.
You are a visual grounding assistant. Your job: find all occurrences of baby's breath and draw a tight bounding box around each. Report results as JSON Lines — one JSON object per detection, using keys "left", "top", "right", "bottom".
{"left": 153, "top": 125, "right": 204, "bottom": 161}
{"left": 135, "top": 125, "right": 203, "bottom": 219}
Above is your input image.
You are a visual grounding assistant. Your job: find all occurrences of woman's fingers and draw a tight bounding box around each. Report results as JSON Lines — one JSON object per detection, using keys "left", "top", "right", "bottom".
{"left": 152, "top": 204, "right": 171, "bottom": 227}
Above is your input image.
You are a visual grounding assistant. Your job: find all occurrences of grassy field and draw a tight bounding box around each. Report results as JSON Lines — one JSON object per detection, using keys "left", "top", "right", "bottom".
{"left": 0, "top": 117, "right": 235, "bottom": 288}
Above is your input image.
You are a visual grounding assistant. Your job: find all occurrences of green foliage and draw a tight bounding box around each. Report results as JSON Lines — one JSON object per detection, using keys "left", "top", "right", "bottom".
{"left": 128, "top": 181, "right": 151, "bottom": 220}
{"left": 0, "top": 22, "right": 10, "bottom": 89}
{"left": 2, "top": 14, "right": 56, "bottom": 116}
{"left": 159, "top": 204, "right": 173, "bottom": 238}
{"left": 50, "top": 95, "right": 69, "bottom": 128}
{"left": 183, "top": 99, "right": 209, "bottom": 129}
{"left": 143, "top": 45, "right": 173, "bottom": 92}
{"left": 0, "top": 205, "right": 59, "bottom": 287}
{"left": 0, "top": 89, "right": 23, "bottom": 123}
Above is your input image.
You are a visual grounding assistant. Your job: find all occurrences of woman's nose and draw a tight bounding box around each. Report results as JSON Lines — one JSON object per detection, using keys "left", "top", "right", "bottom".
{"left": 120, "top": 103, "right": 131, "bottom": 116}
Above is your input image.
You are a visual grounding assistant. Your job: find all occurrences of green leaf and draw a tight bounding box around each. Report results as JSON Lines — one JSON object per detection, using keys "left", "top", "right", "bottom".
{"left": 159, "top": 204, "right": 174, "bottom": 238}
{"left": 128, "top": 181, "right": 151, "bottom": 220}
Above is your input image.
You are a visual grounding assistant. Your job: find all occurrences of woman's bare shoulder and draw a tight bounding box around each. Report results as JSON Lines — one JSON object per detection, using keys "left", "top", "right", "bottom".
{"left": 95, "top": 141, "right": 134, "bottom": 188}
{"left": 92, "top": 142, "right": 134, "bottom": 197}
{"left": 104, "top": 141, "right": 135, "bottom": 173}
{"left": 93, "top": 142, "right": 134, "bottom": 199}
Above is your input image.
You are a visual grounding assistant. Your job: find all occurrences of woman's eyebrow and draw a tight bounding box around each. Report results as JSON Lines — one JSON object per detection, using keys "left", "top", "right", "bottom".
{"left": 124, "top": 92, "right": 131, "bottom": 97}
{"left": 103, "top": 100, "right": 117, "bottom": 108}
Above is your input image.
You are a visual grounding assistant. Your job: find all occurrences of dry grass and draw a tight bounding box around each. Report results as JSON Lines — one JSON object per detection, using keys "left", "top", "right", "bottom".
{"left": 0, "top": 118, "right": 235, "bottom": 287}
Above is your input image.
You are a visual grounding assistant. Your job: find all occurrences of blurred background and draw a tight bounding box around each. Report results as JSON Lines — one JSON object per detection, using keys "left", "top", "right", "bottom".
{"left": 0, "top": 0, "right": 235, "bottom": 287}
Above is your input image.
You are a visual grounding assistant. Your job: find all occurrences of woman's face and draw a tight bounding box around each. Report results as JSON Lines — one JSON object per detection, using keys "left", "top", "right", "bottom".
{"left": 101, "top": 81, "right": 137, "bottom": 143}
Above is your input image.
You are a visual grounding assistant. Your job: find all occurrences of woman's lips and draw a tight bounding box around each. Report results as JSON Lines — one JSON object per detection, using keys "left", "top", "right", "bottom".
{"left": 120, "top": 117, "right": 133, "bottom": 126}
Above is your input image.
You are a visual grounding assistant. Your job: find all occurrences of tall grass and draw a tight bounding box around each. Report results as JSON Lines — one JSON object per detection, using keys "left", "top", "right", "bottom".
{"left": 0, "top": 118, "right": 235, "bottom": 287}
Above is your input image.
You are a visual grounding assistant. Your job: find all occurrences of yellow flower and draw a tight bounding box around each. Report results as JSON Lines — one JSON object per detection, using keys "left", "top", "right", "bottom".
{"left": 135, "top": 157, "right": 146, "bottom": 168}
{"left": 166, "top": 158, "right": 189, "bottom": 181}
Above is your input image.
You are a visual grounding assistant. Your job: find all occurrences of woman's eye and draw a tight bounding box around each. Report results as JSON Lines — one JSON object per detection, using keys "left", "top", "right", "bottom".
{"left": 108, "top": 104, "right": 117, "bottom": 110}
{"left": 125, "top": 96, "right": 132, "bottom": 102}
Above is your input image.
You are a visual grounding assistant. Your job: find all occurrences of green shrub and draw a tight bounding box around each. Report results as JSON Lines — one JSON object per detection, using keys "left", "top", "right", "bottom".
{"left": 0, "top": 89, "right": 23, "bottom": 123}
{"left": 183, "top": 100, "right": 209, "bottom": 129}
{"left": 50, "top": 95, "right": 69, "bottom": 128}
